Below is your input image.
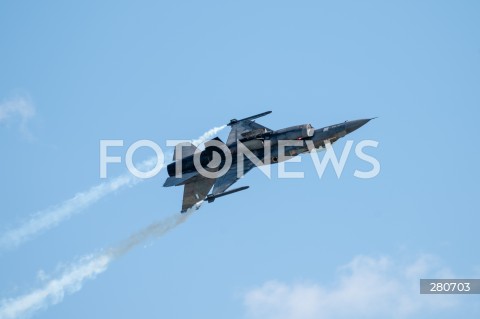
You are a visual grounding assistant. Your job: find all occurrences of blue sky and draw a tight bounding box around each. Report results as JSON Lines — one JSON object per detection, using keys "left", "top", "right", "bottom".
{"left": 1, "top": 1, "right": 479, "bottom": 318}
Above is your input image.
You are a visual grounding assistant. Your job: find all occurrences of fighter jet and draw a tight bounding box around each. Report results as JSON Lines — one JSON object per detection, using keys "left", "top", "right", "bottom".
{"left": 164, "top": 111, "right": 373, "bottom": 212}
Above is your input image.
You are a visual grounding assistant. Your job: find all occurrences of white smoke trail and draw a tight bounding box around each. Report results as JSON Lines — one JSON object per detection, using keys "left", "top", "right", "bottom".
{"left": 0, "top": 125, "right": 225, "bottom": 250}
{"left": 190, "top": 125, "right": 226, "bottom": 146}
{"left": 0, "top": 209, "right": 196, "bottom": 319}
{"left": 0, "top": 174, "right": 141, "bottom": 250}
{"left": 0, "top": 254, "right": 110, "bottom": 319}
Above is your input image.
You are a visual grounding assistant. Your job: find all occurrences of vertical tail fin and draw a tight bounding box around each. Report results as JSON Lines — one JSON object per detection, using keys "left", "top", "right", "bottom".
{"left": 173, "top": 142, "right": 197, "bottom": 161}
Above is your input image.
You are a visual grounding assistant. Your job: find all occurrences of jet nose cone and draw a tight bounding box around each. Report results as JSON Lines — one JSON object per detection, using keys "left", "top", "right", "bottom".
{"left": 345, "top": 118, "right": 374, "bottom": 134}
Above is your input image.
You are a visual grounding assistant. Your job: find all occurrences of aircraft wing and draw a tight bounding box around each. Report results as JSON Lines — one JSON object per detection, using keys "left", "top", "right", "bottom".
{"left": 178, "top": 138, "right": 221, "bottom": 212}
{"left": 212, "top": 158, "right": 256, "bottom": 195}
{"left": 181, "top": 174, "right": 216, "bottom": 212}
{"left": 226, "top": 111, "right": 272, "bottom": 146}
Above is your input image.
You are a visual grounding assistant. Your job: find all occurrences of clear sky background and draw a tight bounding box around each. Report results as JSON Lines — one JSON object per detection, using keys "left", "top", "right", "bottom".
{"left": 1, "top": 1, "right": 479, "bottom": 318}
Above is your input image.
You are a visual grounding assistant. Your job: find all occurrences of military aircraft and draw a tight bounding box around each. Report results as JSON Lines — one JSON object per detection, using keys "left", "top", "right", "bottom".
{"left": 164, "top": 111, "right": 373, "bottom": 212}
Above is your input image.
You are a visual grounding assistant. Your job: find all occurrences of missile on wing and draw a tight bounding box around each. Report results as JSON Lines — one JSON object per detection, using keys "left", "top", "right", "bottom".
{"left": 206, "top": 186, "right": 250, "bottom": 203}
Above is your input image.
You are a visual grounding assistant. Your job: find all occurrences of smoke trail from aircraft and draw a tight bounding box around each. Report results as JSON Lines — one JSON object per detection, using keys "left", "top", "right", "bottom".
{"left": 0, "top": 174, "right": 141, "bottom": 250}
{"left": 191, "top": 125, "right": 226, "bottom": 146}
{"left": 0, "top": 125, "right": 225, "bottom": 250}
{"left": 0, "top": 209, "right": 195, "bottom": 319}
